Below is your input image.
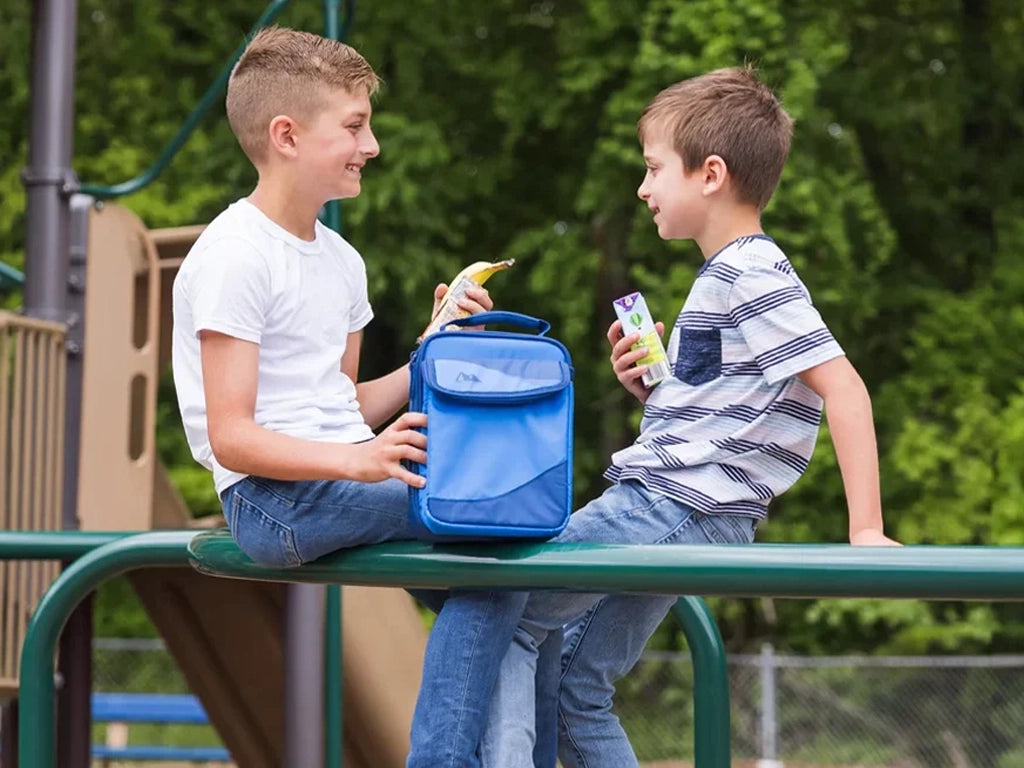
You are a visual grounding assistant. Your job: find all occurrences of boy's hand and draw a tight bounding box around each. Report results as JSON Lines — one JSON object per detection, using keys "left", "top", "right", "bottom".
{"left": 432, "top": 283, "right": 494, "bottom": 330}
{"left": 607, "top": 319, "right": 666, "bottom": 403}
{"left": 351, "top": 412, "right": 428, "bottom": 488}
{"left": 850, "top": 528, "right": 901, "bottom": 546}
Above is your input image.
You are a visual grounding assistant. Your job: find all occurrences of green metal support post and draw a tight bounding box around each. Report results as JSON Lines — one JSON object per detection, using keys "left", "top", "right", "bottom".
{"left": 19, "top": 532, "right": 194, "bottom": 768}
{"left": 672, "top": 598, "right": 731, "bottom": 768}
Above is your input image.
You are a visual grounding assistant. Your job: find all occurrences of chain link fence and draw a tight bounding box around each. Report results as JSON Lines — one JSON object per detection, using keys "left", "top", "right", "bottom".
{"left": 616, "top": 647, "right": 1024, "bottom": 768}
{"left": 93, "top": 638, "right": 1024, "bottom": 768}
{"left": 92, "top": 638, "right": 227, "bottom": 763}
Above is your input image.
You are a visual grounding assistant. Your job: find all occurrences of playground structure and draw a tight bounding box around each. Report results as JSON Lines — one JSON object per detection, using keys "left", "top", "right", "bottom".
{"left": 8, "top": 1, "right": 1024, "bottom": 768}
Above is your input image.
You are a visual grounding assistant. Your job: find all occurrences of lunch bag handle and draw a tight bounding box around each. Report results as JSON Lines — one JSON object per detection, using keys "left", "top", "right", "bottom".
{"left": 447, "top": 311, "right": 551, "bottom": 336}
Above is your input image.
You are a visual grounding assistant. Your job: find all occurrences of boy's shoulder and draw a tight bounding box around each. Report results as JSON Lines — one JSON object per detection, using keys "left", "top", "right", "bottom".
{"left": 184, "top": 199, "right": 266, "bottom": 262}
{"left": 183, "top": 200, "right": 361, "bottom": 269}
{"left": 710, "top": 235, "right": 790, "bottom": 274}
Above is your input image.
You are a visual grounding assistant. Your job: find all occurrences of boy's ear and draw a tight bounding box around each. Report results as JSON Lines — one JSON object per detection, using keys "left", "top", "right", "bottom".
{"left": 267, "top": 115, "right": 300, "bottom": 158}
{"left": 701, "top": 154, "right": 728, "bottom": 196}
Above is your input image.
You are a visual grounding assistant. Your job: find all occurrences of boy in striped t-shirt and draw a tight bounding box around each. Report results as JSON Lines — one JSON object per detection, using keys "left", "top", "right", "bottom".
{"left": 407, "top": 67, "right": 899, "bottom": 768}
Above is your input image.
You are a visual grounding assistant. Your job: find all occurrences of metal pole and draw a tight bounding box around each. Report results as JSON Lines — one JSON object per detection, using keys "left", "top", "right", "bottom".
{"left": 284, "top": 584, "right": 326, "bottom": 768}
{"left": 63, "top": 195, "right": 90, "bottom": 529}
{"left": 324, "top": 585, "right": 343, "bottom": 768}
{"left": 23, "top": 3, "right": 90, "bottom": 767}
{"left": 23, "top": 0, "right": 79, "bottom": 324}
{"left": 757, "top": 642, "right": 783, "bottom": 768}
{"left": 0, "top": 699, "right": 18, "bottom": 767}
{"left": 55, "top": 196, "right": 94, "bottom": 767}
{"left": 671, "top": 598, "right": 730, "bottom": 768}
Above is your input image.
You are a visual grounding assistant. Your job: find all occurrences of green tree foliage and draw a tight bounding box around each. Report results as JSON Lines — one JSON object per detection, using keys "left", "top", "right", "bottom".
{"left": 2, "top": 0, "right": 1023, "bottom": 652}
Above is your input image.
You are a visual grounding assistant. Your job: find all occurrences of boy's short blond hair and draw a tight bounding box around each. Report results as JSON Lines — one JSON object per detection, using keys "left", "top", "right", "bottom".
{"left": 638, "top": 67, "right": 793, "bottom": 210}
{"left": 226, "top": 26, "right": 381, "bottom": 165}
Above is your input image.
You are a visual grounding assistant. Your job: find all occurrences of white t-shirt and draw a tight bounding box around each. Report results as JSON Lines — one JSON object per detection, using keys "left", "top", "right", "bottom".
{"left": 171, "top": 199, "right": 375, "bottom": 495}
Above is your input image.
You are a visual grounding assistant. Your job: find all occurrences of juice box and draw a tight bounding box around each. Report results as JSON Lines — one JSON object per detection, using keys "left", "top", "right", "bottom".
{"left": 612, "top": 292, "right": 670, "bottom": 388}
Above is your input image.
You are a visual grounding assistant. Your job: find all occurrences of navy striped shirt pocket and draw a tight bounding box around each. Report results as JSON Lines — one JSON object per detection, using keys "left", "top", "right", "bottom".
{"left": 674, "top": 327, "right": 722, "bottom": 385}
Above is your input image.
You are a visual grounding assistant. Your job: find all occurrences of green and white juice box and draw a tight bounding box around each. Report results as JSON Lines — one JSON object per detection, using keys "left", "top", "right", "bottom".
{"left": 612, "top": 292, "right": 670, "bottom": 388}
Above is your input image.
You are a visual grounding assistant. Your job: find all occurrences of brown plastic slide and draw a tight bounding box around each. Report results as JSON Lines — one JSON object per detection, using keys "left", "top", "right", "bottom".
{"left": 75, "top": 202, "right": 428, "bottom": 767}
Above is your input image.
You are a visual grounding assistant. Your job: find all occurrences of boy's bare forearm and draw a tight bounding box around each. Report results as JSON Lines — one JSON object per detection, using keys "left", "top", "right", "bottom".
{"left": 211, "top": 419, "right": 363, "bottom": 481}
{"left": 822, "top": 378, "right": 885, "bottom": 540}
{"left": 799, "top": 357, "right": 896, "bottom": 544}
{"left": 355, "top": 364, "right": 412, "bottom": 428}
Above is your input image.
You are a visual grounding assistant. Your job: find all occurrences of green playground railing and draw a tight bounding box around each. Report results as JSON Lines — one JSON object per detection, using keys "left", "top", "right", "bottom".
{"left": 12, "top": 531, "right": 733, "bottom": 768}
{"left": 14, "top": 529, "right": 1024, "bottom": 768}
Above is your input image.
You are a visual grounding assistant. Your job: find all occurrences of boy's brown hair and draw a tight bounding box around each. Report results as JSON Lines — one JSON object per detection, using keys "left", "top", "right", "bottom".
{"left": 638, "top": 67, "right": 793, "bottom": 210}
{"left": 226, "top": 26, "right": 381, "bottom": 165}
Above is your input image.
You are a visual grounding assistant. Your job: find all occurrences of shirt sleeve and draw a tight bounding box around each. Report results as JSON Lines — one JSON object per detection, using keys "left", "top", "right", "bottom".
{"left": 727, "top": 266, "right": 844, "bottom": 384}
{"left": 346, "top": 250, "right": 374, "bottom": 334}
{"left": 188, "top": 238, "right": 271, "bottom": 344}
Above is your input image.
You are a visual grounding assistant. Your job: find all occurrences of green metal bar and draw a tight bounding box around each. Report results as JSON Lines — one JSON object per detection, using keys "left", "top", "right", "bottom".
{"left": 318, "top": 0, "right": 355, "bottom": 235}
{"left": 189, "top": 534, "right": 1024, "bottom": 600}
{"left": 319, "top": 6, "right": 354, "bottom": 761}
{"left": 0, "top": 261, "right": 25, "bottom": 290}
{"left": 19, "top": 531, "right": 194, "bottom": 768}
{"left": 0, "top": 530, "right": 125, "bottom": 559}
{"left": 672, "top": 598, "right": 730, "bottom": 768}
{"left": 324, "top": 584, "right": 343, "bottom": 768}
{"left": 77, "top": 0, "right": 294, "bottom": 200}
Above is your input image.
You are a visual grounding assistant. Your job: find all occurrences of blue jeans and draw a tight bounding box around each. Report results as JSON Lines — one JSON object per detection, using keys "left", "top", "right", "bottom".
{"left": 479, "top": 481, "right": 759, "bottom": 768}
{"left": 220, "top": 475, "right": 417, "bottom": 566}
{"left": 222, "top": 476, "right": 556, "bottom": 768}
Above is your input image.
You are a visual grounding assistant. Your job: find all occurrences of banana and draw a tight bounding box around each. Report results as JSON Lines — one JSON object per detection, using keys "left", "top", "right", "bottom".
{"left": 418, "top": 259, "right": 515, "bottom": 341}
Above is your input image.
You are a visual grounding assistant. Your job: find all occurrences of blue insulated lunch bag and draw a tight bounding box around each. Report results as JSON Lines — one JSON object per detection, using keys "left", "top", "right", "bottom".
{"left": 408, "top": 311, "right": 574, "bottom": 541}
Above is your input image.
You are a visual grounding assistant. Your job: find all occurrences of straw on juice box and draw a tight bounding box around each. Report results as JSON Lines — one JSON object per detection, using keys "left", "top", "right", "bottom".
{"left": 612, "top": 292, "right": 670, "bottom": 388}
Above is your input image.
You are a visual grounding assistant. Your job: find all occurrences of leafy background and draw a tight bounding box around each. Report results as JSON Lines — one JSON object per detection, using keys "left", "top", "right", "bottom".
{"left": 2, "top": 0, "right": 1023, "bottom": 655}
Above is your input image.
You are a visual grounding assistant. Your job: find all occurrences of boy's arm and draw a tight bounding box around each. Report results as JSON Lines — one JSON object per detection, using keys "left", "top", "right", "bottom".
{"left": 798, "top": 356, "right": 899, "bottom": 546}
{"left": 201, "top": 331, "right": 426, "bottom": 487}
{"left": 351, "top": 282, "right": 494, "bottom": 426}
{"left": 345, "top": 331, "right": 411, "bottom": 429}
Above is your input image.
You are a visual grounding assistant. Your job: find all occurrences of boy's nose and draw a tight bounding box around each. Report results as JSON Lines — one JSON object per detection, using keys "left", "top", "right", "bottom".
{"left": 362, "top": 129, "right": 380, "bottom": 158}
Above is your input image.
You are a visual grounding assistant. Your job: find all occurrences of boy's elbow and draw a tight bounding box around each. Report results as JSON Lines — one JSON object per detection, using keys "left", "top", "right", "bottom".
{"left": 208, "top": 422, "right": 247, "bottom": 472}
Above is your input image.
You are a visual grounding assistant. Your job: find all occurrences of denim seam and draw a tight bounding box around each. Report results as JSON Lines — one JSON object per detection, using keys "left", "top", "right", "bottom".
{"left": 557, "top": 602, "right": 610, "bottom": 768}
{"left": 443, "top": 592, "right": 496, "bottom": 768}
{"left": 652, "top": 506, "right": 699, "bottom": 545}
{"left": 245, "top": 477, "right": 298, "bottom": 507}
{"left": 557, "top": 601, "right": 604, "bottom": 768}
{"left": 234, "top": 492, "right": 302, "bottom": 567}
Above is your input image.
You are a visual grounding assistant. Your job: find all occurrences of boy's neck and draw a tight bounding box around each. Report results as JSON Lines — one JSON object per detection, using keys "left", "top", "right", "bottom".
{"left": 696, "top": 204, "right": 764, "bottom": 261}
{"left": 247, "top": 178, "right": 325, "bottom": 242}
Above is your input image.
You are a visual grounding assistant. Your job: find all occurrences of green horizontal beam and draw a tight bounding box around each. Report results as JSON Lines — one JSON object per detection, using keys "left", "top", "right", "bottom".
{"left": 18, "top": 529, "right": 1024, "bottom": 768}
{"left": 190, "top": 531, "right": 1024, "bottom": 600}
{"left": 0, "top": 530, "right": 126, "bottom": 560}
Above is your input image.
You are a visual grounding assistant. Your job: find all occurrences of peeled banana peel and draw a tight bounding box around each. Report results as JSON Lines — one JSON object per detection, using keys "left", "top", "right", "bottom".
{"left": 418, "top": 259, "right": 515, "bottom": 341}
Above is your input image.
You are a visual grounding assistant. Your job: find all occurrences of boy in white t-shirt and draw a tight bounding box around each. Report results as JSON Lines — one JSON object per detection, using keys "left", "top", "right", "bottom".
{"left": 173, "top": 26, "right": 492, "bottom": 566}
{"left": 172, "top": 27, "right": 552, "bottom": 768}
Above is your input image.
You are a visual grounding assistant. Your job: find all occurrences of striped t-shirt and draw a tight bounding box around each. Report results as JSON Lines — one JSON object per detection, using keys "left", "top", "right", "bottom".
{"left": 605, "top": 235, "right": 844, "bottom": 519}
